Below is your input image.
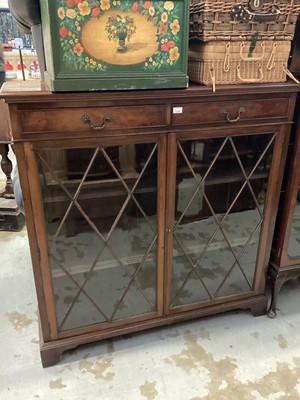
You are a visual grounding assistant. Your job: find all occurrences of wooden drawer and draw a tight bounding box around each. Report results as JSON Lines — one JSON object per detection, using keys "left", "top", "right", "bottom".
{"left": 19, "top": 105, "right": 166, "bottom": 135}
{"left": 171, "top": 98, "right": 290, "bottom": 126}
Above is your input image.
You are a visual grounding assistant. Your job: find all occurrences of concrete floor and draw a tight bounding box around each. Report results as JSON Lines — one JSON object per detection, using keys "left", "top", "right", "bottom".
{"left": 1, "top": 156, "right": 300, "bottom": 400}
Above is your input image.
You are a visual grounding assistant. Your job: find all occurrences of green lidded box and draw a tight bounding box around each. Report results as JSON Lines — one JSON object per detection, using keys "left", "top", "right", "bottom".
{"left": 40, "top": 0, "right": 189, "bottom": 91}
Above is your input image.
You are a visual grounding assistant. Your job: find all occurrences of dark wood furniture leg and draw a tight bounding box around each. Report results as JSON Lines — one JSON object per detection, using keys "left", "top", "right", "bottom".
{"left": 268, "top": 261, "right": 300, "bottom": 318}
{"left": 0, "top": 144, "right": 14, "bottom": 199}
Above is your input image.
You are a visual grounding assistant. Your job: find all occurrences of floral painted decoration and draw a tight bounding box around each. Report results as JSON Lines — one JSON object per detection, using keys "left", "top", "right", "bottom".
{"left": 105, "top": 15, "right": 137, "bottom": 42}
{"left": 57, "top": 0, "right": 182, "bottom": 71}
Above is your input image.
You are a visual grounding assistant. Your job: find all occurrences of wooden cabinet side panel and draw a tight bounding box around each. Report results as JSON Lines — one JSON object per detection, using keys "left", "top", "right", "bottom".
{"left": 22, "top": 143, "right": 59, "bottom": 340}
{"left": 272, "top": 121, "right": 300, "bottom": 266}
{"left": 13, "top": 143, "right": 57, "bottom": 341}
{"left": 253, "top": 126, "right": 291, "bottom": 293}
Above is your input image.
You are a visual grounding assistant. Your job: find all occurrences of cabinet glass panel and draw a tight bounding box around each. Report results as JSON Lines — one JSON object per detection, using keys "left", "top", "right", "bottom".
{"left": 36, "top": 143, "right": 158, "bottom": 331}
{"left": 288, "top": 187, "right": 300, "bottom": 258}
{"left": 171, "top": 134, "right": 275, "bottom": 307}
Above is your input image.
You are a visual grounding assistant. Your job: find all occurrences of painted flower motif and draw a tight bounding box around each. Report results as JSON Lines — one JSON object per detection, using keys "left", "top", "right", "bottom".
{"left": 164, "top": 1, "right": 174, "bottom": 11}
{"left": 73, "top": 43, "right": 84, "bottom": 55}
{"left": 170, "top": 19, "right": 180, "bottom": 35}
{"left": 78, "top": 1, "right": 91, "bottom": 15}
{"left": 169, "top": 46, "right": 179, "bottom": 61}
{"left": 101, "top": 0, "right": 110, "bottom": 10}
{"left": 60, "top": 25, "right": 68, "bottom": 37}
{"left": 143, "top": 2, "right": 152, "bottom": 9}
{"left": 59, "top": 0, "right": 179, "bottom": 72}
{"left": 66, "top": 8, "right": 77, "bottom": 18}
{"left": 161, "top": 43, "right": 169, "bottom": 52}
{"left": 132, "top": 2, "right": 139, "bottom": 12}
{"left": 149, "top": 6, "right": 155, "bottom": 16}
{"left": 167, "top": 40, "right": 175, "bottom": 48}
{"left": 158, "top": 22, "right": 168, "bottom": 36}
{"left": 91, "top": 7, "right": 101, "bottom": 16}
{"left": 58, "top": 7, "right": 65, "bottom": 19}
{"left": 161, "top": 12, "right": 168, "bottom": 23}
{"left": 66, "top": 0, "right": 76, "bottom": 7}
{"left": 105, "top": 15, "right": 137, "bottom": 42}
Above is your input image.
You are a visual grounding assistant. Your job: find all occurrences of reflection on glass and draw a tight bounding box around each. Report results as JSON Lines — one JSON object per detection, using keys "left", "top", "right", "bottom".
{"left": 36, "top": 143, "right": 158, "bottom": 331}
{"left": 288, "top": 188, "right": 300, "bottom": 258}
{"left": 171, "top": 134, "right": 274, "bottom": 307}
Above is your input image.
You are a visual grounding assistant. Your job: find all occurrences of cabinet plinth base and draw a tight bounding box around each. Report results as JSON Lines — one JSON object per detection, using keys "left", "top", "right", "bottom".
{"left": 268, "top": 261, "right": 300, "bottom": 318}
{"left": 39, "top": 294, "right": 267, "bottom": 367}
{"left": 0, "top": 198, "right": 25, "bottom": 232}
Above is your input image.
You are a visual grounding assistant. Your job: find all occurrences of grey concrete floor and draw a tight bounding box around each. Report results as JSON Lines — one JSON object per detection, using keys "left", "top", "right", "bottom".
{"left": 1, "top": 155, "right": 300, "bottom": 400}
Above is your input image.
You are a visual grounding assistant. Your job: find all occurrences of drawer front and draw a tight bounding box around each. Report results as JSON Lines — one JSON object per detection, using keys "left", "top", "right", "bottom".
{"left": 19, "top": 105, "right": 166, "bottom": 134}
{"left": 171, "top": 98, "right": 290, "bottom": 126}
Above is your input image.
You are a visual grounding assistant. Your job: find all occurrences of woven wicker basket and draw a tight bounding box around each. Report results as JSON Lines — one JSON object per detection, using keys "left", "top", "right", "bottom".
{"left": 188, "top": 40, "right": 294, "bottom": 90}
{"left": 190, "top": 0, "right": 300, "bottom": 41}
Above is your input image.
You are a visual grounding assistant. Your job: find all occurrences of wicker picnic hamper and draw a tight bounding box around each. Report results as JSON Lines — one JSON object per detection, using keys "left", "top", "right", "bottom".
{"left": 190, "top": 0, "right": 300, "bottom": 41}
{"left": 188, "top": 40, "right": 295, "bottom": 90}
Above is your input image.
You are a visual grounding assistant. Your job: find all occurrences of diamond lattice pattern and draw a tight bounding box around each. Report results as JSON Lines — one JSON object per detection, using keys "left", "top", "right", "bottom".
{"left": 37, "top": 143, "right": 158, "bottom": 331}
{"left": 171, "top": 134, "right": 275, "bottom": 307}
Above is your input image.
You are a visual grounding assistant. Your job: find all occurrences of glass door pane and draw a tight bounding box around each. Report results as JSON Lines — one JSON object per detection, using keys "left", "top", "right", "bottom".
{"left": 36, "top": 142, "right": 159, "bottom": 331}
{"left": 171, "top": 134, "right": 275, "bottom": 308}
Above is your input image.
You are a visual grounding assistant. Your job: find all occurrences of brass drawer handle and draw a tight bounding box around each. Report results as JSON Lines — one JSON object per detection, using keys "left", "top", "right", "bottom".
{"left": 82, "top": 114, "right": 113, "bottom": 130}
{"left": 220, "top": 107, "right": 245, "bottom": 123}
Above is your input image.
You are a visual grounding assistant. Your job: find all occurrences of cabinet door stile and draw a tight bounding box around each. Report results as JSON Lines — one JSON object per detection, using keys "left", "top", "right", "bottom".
{"left": 156, "top": 134, "right": 167, "bottom": 317}
{"left": 253, "top": 127, "right": 290, "bottom": 293}
{"left": 164, "top": 133, "right": 178, "bottom": 315}
{"left": 23, "top": 142, "right": 59, "bottom": 340}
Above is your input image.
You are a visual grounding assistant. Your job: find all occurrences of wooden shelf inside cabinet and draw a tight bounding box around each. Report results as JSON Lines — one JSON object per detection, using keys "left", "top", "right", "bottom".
{"left": 1, "top": 81, "right": 299, "bottom": 367}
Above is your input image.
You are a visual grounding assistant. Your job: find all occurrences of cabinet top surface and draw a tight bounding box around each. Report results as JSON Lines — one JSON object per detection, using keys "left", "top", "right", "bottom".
{"left": 1, "top": 80, "right": 300, "bottom": 104}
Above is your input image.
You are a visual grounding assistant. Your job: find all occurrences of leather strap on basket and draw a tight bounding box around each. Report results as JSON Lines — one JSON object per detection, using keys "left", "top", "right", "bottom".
{"left": 240, "top": 42, "right": 265, "bottom": 61}
{"left": 209, "top": 65, "right": 216, "bottom": 93}
{"left": 230, "top": 3, "right": 281, "bottom": 23}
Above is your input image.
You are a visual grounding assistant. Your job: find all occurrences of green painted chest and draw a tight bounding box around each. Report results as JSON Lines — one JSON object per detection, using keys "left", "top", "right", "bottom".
{"left": 40, "top": 0, "right": 189, "bottom": 91}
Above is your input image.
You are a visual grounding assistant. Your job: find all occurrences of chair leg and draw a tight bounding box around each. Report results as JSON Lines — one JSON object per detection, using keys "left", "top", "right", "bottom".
{"left": 0, "top": 144, "right": 14, "bottom": 199}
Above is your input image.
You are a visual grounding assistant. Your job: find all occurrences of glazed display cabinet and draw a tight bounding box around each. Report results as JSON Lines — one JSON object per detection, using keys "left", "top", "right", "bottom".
{"left": 268, "top": 102, "right": 300, "bottom": 318}
{"left": 1, "top": 81, "right": 298, "bottom": 366}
